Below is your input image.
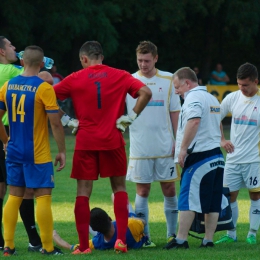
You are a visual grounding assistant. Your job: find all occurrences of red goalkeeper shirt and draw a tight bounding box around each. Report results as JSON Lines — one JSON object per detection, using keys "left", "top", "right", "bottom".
{"left": 54, "top": 64, "right": 145, "bottom": 150}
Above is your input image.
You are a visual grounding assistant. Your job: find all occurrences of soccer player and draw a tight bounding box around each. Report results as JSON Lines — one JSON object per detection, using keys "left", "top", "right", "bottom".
{"left": 0, "top": 36, "right": 42, "bottom": 251}
{"left": 53, "top": 206, "right": 148, "bottom": 251}
{"left": 0, "top": 45, "right": 66, "bottom": 256}
{"left": 215, "top": 63, "right": 260, "bottom": 245}
{"left": 126, "top": 41, "right": 181, "bottom": 245}
{"left": 54, "top": 41, "right": 152, "bottom": 254}
{"left": 164, "top": 67, "right": 224, "bottom": 249}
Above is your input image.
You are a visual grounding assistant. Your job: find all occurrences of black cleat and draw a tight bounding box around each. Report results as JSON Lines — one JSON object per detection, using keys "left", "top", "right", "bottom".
{"left": 199, "top": 242, "right": 214, "bottom": 248}
{"left": 163, "top": 238, "right": 189, "bottom": 250}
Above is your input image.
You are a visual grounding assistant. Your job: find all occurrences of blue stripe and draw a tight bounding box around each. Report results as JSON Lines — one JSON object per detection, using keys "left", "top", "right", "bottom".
{"left": 46, "top": 110, "right": 59, "bottom": 114}
{"left": 0, "top": 102, "right": 6, "bottom": 110}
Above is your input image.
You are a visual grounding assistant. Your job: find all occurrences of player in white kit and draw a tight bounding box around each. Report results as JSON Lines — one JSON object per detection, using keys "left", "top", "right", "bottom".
{"left": 126, "top": 41, "right": 181, "bottom": 246}
{"left": 216, "top": 63, "right": 260, "bottom": 245}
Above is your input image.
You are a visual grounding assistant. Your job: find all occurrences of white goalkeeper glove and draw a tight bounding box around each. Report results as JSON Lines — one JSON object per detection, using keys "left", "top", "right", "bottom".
{"left": 116, "top": 110, "right": 138, "bottom": 133}
{"left": 61, "top": 114, "right": 79, "bottom": 135}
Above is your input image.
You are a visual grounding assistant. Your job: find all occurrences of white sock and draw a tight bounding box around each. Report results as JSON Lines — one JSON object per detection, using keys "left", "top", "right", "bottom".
{"left": 89, "top": 226, "right": 97, "bottom": 236}
{"left": 249, "top": 199, "right": 260, "bottom": 232}
{"left": 164, "top": 196, "right": 178, "bottom": 238}
{"left": 135, "top": 194, "right": 149, "bottom": 237}
{"left": 128, "top": 202, "right": 135, "bottom": 215}
{"left": 227, "top": 201, "right": 238, "bottom": 239}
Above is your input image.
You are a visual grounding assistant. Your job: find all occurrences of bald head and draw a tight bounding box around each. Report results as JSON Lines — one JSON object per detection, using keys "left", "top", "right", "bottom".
{"left": 38, "top": 71, "right": 54, "bottom": 85}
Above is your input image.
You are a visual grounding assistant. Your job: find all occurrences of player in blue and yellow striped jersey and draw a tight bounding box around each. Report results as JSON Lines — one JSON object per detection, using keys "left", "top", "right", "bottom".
{"left": 0, "top": 45, "right": 66, "bottom": 256}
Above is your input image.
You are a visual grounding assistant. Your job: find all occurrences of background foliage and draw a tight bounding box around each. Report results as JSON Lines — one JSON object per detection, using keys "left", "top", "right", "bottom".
{"left": 1, "top": 0, "right": 260, "bottom": 83}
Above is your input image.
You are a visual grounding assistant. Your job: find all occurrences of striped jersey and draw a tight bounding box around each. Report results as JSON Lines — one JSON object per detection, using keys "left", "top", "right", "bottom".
{"left": 0, "top": 75, "right": 59, "bottom": 164}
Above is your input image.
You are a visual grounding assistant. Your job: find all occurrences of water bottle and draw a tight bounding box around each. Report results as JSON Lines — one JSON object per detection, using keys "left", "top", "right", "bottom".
{"left": 16, "top": 51, "right": 54, "bottom": 69}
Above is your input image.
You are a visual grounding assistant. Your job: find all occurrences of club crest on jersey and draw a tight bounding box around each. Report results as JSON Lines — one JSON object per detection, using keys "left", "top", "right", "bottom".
{"left": 253, "top": 106, "right": 258, "bottom": 111}
{"left": 159, "top": 87, "right": 163, "bottom": 92}
{"left": 210, "top": 106, "right": 220, "bottom": 113}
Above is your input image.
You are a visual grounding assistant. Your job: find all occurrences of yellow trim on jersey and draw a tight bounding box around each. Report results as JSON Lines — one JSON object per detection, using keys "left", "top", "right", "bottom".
{"left": 160, "top": 165, "right": 181, "bottom": 182}
{"left": 89, "top": 240, "right": 95, "bottom": 250}
{"left": 128, "top": 218, "right": 145, "bottom": 242}
{"left": 249, "top": 187, "right": 260, "bottom": 192}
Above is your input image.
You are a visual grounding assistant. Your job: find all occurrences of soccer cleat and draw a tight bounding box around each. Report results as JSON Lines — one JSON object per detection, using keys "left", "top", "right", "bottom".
{"left": 142, "top": 239, "right": 156, "bottom": 248}
{"left": 199, "top": 242, "right": 214, "bottom": 248}
{"left": 3, "top": 247, "right": 17, "bottom": 256}
{"left": 167, "top": 234, "right": 176, "bottom": 243}
{"left": 41, "top": 247, "right": 64, "bottom": 255}
{"left": 246, "top": 234, "right": 256, "bottom": 244}
{"left": 114, "top": 239, "right": 127, "bottom": 253}
{"left": 215, "top": 235, "right": 237, "bottom": 244}
{"left": 71, "top": 248, "right": 91, "bottom": 255}
{"left": 28, "top": 243, "right": 42, "bottom": 252}
{"left": 163, "top": 238, "right": 189, "bottom": 250}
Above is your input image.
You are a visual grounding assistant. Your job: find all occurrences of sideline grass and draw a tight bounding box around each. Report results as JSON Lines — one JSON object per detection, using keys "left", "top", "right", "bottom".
{"left": 9, "top": 128, "right": 260, "bottom": 259}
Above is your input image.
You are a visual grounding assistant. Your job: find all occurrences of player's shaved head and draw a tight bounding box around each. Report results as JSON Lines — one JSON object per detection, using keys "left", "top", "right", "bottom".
{"left": 38, "top": 71, "right": 54, "bottom": 85}
{"left": 0, "top": 36, "right": 7, "bottom": 49}
{"left": 79, "top": 41, "right": 103, "bottom": 60}
{"left": 136, "top": 41, "right": 158, "bottom": 58}
{"left": 23, "top": 46, "right": 44, "bottom": 67}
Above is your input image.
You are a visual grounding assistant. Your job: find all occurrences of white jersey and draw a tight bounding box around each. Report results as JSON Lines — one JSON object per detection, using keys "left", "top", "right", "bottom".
{"left": 126, "top": 69, "right": 181, "bottom": 158}
{"left": 221, "top": 89, "right": 260, "bottom": 164}
{"left": 175, "top": 86, "right": 221, "bottom": 162}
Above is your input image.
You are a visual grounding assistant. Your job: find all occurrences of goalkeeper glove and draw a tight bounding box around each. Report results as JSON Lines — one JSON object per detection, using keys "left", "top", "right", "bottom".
{"left": 116, "top": 110, "right": 138, "bottom": 133}
{"left": 61, "top": 114, "right": 79, "bottom": 135}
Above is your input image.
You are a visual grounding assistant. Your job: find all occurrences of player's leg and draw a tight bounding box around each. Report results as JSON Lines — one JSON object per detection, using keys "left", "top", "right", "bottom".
{"left": 20, "top": 188, "right": 41, "bottom": 251}
{"left": 215, "top": 163, "right": 242, "bottom": 244}
{"left": 100, "top": 146, "right": 128, "bottom": 253}
{"left": 126, "top": 158, "right": 153, "bottom": 241}
{"left": 160, "top": 182, "right": 178, "bottom": 240}
{"left": 0, "top": 158, "right": 7, "bottom": 250}
{"left": 3, "top": 162, "right": 25, "bottom": 255}
{"left": 3, "top": 186, "right": 24, "bottom": 256}
{"left": 247, "top": 191, "right": 260, "bottom": 244}
{"left": 242, "top": 162, "right": 260, "bottom": 244}
{"left": 71, "top": 150, "right": 96, "bottom": 254}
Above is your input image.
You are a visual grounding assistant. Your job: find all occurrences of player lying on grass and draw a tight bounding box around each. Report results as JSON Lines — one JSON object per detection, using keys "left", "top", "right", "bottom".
{"left": 53, "top": 205, "right": 148, "bottom": 251}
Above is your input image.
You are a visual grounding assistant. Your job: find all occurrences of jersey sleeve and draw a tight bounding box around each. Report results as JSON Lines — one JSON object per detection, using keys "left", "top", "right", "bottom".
{"left": 37, "top": 82, "right": 59, "bottom": 113}
{"left": 0, "top": 82, "right": 8, "bottom": 111}
{"left": 186, "top": 96, "right": 203, "bottom": 120}
{"left": 220, "top": 93, "right": 232, "bottom": 120}
{"left": 54, "top": 74, "right": 74, "bottom": 101}
{"left": 128, "top": 218, "right": 145, "bottom": 242}
{"left": 170, "top": 81, "right": 181, "bottom": 112}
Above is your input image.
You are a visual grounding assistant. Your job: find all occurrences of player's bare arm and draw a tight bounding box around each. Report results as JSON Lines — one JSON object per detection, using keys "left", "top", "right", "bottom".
{"left": 220, "top": 123, "right": 234, "bottom": 153}
{"left": 48, "top": 113, "right": 66, "bottom": 171}
{"left": 0, "top": 110, "right": 8, "bottom": 145}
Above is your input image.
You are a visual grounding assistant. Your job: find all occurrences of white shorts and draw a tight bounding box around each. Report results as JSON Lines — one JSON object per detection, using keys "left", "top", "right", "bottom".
{"left": 224, "top": 163, "right": 260, "bottom": 192}
{"left": 126, "top": 157, "right": 180, "bottom": 183}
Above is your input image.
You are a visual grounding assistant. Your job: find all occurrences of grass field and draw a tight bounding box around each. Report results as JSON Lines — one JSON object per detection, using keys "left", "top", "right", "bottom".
{"left": 9, "top": 128, "right": 260, "bottom": 259}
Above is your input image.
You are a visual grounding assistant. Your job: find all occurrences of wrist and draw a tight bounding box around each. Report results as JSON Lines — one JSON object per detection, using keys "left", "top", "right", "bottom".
{"left": 61, "top": 114, "right": 70, "bottom": 126}
{"left": 129, "top": 110, "right": 138, "bottom": 121}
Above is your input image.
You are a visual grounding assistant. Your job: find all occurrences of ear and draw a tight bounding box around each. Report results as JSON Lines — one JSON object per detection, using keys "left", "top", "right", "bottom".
{"left": 0, "top": 48, "right": 5, "bottom": 56}
{"left": 20, "top": 59, "right": 24, "bottom": 67}
{"left": 154, "top": 55, "right": 158, "bottom": 63}
{"left": 40, "top": 61, "right": 44, "bottom": 69}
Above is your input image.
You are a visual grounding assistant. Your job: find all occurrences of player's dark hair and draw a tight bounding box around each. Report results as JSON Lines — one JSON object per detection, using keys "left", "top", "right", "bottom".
{"left": 0, "top": 36, "right": 6, "bottom": 49}
{"left": 173, "top": 67, "right": 198, "bottom": 83}
{"left": 79, "top": 41, "right": 103, "bottom": 60}
{"left": 90, "top": 207, "right": 111, "bottom": 235}
{"left": 237, "top": 63, "right": 258, "bottom": 81}
{"left": 136, "top": 41, "right": 158, "bottom": 57}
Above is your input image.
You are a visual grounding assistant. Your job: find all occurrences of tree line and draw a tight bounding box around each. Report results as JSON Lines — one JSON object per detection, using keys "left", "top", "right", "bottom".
{"left": 1, "top": 0, "right": 260, "bottom": 84}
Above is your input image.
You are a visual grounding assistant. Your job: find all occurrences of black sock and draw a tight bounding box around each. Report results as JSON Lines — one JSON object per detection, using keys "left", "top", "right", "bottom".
{"left": 0, "top": 198, "right": 4, "bottom": 247}
{"left": 19, "top": 199, "right": 41, "bottom": 246}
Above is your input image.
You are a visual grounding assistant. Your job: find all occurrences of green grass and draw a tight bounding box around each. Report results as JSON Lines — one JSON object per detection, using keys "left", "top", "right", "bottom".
{"left": 8, "top": 128, "right": 258, "bottom": 259}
